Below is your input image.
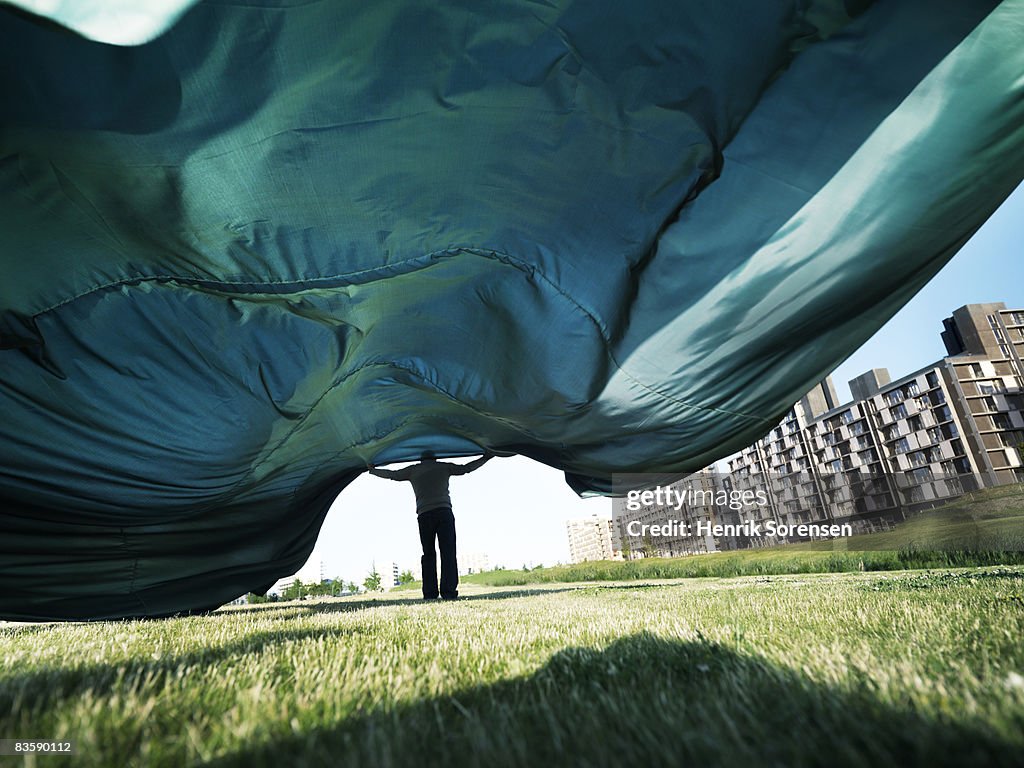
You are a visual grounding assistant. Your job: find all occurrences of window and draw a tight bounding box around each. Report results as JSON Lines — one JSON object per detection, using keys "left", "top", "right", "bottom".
{"left": 892, "top": 403, "right": 908, "bottom": 420}
{"left": 971, "top": 363, "right": 984, "bottom": 377}
{"left": 909, "top": 467, "right": 933, "bottom": 483}
{"left": 990, "top": 315, "right": 1006, "bottom": 341}
{"left": 895, "top": 438, "right": 910, "bottom": 454}
{"left": 926, "top": 372, "right": 939, "bottom": 388}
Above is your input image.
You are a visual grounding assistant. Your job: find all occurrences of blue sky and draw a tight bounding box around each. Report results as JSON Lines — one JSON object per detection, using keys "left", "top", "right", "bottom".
{"left": 316, "top": 182, "right": 1023, "bottom": 584}
{"left": 830, "top": 182, "right": 1024, "bottom": 404}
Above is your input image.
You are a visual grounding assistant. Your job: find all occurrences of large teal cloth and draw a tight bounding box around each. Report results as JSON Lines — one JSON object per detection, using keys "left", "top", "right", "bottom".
{"left": 2, "top": 0, "right": 1022, "bottom": 619}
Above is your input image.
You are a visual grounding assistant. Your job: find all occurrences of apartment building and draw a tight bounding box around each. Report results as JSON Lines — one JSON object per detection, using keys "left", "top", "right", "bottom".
{"left": 611, "top": 468, "right": 729, "bottom": 556}
{"left": 727, "top": 379, "right": 840, "bottom": 536}
{"left": 566, "top": 514, "right": 619, "bottom": 563}
{"left": 272, "top": 550, "right": 326, "bottom": 594}
{"left": 941, "top": 303, "right": 1024, "bottom": 485}
{"left": 613, "top": 302, "right": 1024, "bottom": 557}
{"left": 460, "top": 552, "right": 491, "bottom": 575}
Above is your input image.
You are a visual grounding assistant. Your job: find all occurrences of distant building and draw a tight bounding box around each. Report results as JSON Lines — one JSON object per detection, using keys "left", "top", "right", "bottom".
{"left": 394, "top": 561, "right": 421, "bottom": 584}
{"left": 271, "top": 550, "right": 326, "bottom": 594}
{"left": 566, "top": 515, "right": 619, "bottom": 563}
{"left": 612, "top": 468, "right": 726, "bottom": 557}
{"left": 614, "top": 302, "right": 1024, "bottom": 557}
{"left": 460, "top": 552, "right": 491, "bottom": 575}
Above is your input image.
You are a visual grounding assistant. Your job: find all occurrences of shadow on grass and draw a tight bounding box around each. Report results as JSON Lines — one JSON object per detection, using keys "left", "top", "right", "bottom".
{"left": 0, "top": 587, "right": 579, "bottom": 638}
{"left": 215, "top": 587, "right": 583, "bottom": 617}
{"left": 0, "top": 624, "right": 367, "bottom": 715}
{"left": 201, "top": 632, "right": 1019, "bottom": 768}
{"left": 0, "top": 589, "right": 589, "bottom": 713}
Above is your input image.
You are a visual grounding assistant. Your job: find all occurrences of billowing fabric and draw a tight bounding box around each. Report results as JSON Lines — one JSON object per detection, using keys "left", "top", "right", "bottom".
{"left": 1, "top": 0, "right": 1022, "bottom": 620}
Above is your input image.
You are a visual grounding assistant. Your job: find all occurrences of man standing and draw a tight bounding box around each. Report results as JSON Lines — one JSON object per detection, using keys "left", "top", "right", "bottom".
{"left": 368, "top": 452, "right": 492, "bottom": 600}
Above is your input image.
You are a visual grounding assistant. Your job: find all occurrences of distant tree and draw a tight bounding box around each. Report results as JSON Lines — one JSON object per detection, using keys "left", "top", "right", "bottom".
{"left": 282, "top": 578, "right": 304, "bottom": 601}
{"left": 307, "top": 580, "right": 332, "bottom": 597}
{"left": 327, "top": 577, "right": 344, "bottom": 596}
{"left": 642, "top": 535, "right": 657, "bottom": 559}
{"left": 363, "top": 566, "right": 382, "bottom": 593}
{"left": 398, "top": 569, "right": 415, "bottom": 585}
{"left": 345, "top": 581, "right": 359, "bottom": 595}
{"left": 246, "top": 593, "right": 270, "bottom": 604}
{"left": 621, "top": 536, "right": 632, "bottom": 561}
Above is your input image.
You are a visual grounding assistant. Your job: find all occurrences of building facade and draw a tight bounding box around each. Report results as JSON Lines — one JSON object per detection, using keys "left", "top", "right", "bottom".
{"left": 460, "top": 552, "right": 491, "bottom": 575}
{"left": 271, "top": 550, "right": 326, "bottom": 594}
{"left": 614, "top": 302, "right": 1024, "bottom": 557}
{"left": 566, "top": 515, "right": 619, "bottom": 563}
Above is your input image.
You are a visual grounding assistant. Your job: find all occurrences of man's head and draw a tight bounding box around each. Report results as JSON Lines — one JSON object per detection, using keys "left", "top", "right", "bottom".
{"left": 420, "top": 450, "right": 437, "bottom": 463}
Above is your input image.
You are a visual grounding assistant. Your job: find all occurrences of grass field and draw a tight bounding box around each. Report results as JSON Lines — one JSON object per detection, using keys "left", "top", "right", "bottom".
{"left": 3, "top": 567, "right": 1024, "bottom": 767}
{"left": 460, "top": 484, "right": 1024, "bottom": 587}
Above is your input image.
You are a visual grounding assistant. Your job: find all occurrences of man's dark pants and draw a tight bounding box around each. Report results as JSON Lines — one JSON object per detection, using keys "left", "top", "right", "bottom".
{"left": 417, "top": 506, "right": 458, "bottom": 599}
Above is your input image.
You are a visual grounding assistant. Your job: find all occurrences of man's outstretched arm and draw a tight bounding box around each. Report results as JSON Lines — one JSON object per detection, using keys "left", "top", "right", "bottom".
{"left": 449, "top": 453, "right": 493, "bottom": 476}
{"left": 367, "top": 465, "right": 413, "bottom": 480}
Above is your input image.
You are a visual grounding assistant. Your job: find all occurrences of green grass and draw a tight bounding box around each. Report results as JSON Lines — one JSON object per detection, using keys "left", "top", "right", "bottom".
{"left": 461, "top": 548, "right": 1024, "bottom": 587}
{"left": 464, "top": 484, "right": 1024, "bottom": 587}
{"left": 3, "top": 567, "right": 1024, "bottom": 766}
